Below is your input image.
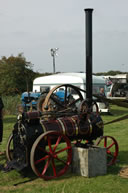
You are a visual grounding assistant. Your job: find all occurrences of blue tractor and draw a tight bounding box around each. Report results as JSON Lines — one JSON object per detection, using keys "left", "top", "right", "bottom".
{"left": 21, "top": 92, "right": 41, "bottom": 111}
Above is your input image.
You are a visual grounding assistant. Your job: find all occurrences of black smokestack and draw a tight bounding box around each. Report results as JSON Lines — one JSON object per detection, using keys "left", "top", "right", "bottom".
{"left": 84, "top": 8, "right": 93, "bottom": 104}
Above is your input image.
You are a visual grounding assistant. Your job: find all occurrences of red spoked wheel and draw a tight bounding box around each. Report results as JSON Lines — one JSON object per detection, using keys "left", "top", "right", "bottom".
{"left": 30, "top": 131, "right": 72, "bottom": 180}
{"left": 95, "top": 136, "right": 119, "bottom": 166}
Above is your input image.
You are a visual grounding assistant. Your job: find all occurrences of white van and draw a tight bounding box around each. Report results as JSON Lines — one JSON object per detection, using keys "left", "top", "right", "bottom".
{"left": 33, "top": 73, "right": 109, "bottom": 113}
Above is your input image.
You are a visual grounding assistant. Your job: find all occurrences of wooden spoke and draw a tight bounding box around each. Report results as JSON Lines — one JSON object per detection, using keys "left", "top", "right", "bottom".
{"left": 96, "top": 136, "right": 119, "bottom": 166}
{"left": 30, "top": 131, "right": 72, "bottom": 180}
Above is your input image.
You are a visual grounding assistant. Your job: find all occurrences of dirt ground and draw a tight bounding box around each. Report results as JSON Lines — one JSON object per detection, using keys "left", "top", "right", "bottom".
{"left": 119, "top": 167, "right": 128, "bottom": 178}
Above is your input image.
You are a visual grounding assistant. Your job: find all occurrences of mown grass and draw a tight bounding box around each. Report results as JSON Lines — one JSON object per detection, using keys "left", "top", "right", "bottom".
{"left": 0, "top": 105, "right": 128, "bottom": 193}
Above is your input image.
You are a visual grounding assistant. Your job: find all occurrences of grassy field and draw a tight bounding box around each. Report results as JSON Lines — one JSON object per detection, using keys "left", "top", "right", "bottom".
{"left": 0, "top": 105, "right": 128, "bottom": 193}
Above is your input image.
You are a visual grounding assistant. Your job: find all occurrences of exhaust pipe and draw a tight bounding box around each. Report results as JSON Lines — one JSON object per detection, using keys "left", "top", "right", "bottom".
{"left": 84, "top": 8, "right": 93, "bottom": 105}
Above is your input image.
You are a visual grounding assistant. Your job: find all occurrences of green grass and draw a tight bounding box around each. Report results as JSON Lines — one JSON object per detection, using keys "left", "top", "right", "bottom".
{"left": 0, "top": 105, "right": 128, "bottom": 193}
{"left": 3, "top": 95, "right": 21, "bottom": 115}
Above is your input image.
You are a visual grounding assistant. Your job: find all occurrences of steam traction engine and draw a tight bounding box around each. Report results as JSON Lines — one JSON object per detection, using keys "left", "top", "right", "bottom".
{"left": 6, "top": 9, "right": 119, "bottom": 180}
{"left": 6, "top": 84, "right": 119, "bottom": 180}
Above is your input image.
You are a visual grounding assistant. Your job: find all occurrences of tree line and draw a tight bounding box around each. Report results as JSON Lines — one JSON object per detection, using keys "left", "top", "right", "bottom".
{"left": 94, "top": 70, "right": 127, "bottom": 76}
{"left": 0, "top": 53, "right": 51, "bottom": 96}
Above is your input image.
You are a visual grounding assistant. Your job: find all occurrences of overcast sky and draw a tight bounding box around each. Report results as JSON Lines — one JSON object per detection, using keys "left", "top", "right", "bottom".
{"left": 0, "top": 0, "right": 128, "bottom": 73}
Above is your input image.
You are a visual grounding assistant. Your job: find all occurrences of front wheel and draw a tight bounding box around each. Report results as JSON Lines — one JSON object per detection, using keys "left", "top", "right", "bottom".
{"left": 30, "top": 131, "right": 72, "bottom": 180}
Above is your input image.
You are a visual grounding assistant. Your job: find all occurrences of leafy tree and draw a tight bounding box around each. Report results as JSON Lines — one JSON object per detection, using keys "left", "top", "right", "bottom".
{"left": 0, "top": 53, "right": 37, "bottom": 95}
